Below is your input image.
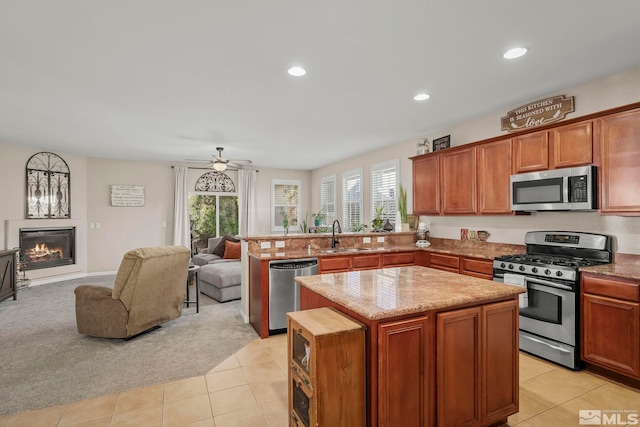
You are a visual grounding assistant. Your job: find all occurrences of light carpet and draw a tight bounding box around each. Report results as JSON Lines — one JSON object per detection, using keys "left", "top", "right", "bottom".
{"left": 0, "top": 275, "right": 258, "bottom": 416}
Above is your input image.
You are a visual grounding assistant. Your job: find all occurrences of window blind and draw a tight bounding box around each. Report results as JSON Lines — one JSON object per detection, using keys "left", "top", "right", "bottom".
{"left": 342, "top": 168, "right": 362, "bottom": 231}
{"left": 320, "top": 175, "right": 336, "bottom": 224}
{"left": 371, "top": 159, "right": 399, "bottom": 223}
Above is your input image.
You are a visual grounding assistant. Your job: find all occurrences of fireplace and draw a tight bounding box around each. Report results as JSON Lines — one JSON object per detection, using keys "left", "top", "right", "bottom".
{"left": 19, "top": 227, "right": 76, "bottom": 270}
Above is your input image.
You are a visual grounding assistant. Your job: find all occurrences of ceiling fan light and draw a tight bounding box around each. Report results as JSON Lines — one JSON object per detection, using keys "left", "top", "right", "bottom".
{"left": 213, "top": 162, "right": 227, "bottom": 171}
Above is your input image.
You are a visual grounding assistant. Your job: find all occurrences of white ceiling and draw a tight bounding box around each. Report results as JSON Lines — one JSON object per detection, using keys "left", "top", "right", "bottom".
{"left": 2, "top": 1, "right": 640, "bottom": 170}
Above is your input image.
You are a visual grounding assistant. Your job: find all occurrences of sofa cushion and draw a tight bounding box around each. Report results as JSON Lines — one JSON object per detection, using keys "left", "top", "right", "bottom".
{"left": 223, "top": 240, "right": 241, "bottom": 259}
{"left": 199, "top": 262, "right": 241, "bottom": 289}
{"left": 212, "top": 234, "right": 240, "bottom": 257}
{"left": 192, "top": 253, "right": 221, "bottom": 266}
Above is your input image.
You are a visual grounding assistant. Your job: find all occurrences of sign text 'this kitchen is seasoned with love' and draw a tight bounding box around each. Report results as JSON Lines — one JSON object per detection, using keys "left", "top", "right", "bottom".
{"left": 501, "top": 95, "right": 575, "bottom": 132}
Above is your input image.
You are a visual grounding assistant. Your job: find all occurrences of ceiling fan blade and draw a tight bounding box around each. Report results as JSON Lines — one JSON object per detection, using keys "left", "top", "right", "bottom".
{"left": 228, "top": 159, "right": 252, "bottom": 164}
{"left": 184, "top": 158, "right": 212, "bottom": 163}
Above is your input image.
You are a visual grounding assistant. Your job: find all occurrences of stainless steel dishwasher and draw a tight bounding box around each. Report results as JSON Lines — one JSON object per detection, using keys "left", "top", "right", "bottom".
{"left": 268, "top": 258, "right": 318, "bottom": 333}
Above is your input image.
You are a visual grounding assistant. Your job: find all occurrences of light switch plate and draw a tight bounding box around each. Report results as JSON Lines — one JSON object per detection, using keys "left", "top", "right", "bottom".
{"left": 260, "top": 242, "right": 271, "bottom": 249}
{"left": 377, "top": 236, "right": 385, "bottom": 243}
{"left": 275, "top": 241, "right": 285, "bottom": 248}
{"left": 363, "top": 237, "right": 371, "bottom": 243}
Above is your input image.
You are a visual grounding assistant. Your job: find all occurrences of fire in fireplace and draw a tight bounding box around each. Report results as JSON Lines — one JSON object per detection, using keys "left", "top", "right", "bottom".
{"left": 19, "top": 227, "right": 75, "bottom": 270}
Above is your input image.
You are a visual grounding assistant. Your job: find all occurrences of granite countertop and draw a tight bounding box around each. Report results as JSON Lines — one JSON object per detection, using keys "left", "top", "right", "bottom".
{"left": 295, "top": 265, "right": 524, "bottom": 320}
{"left": 580, "top": 253, "right": 640, "bottom": 281}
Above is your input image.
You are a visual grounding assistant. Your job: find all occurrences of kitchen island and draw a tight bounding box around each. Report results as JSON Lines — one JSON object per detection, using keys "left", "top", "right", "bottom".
{"left": 295, "top": 265, "right": 525, "bottom": 427}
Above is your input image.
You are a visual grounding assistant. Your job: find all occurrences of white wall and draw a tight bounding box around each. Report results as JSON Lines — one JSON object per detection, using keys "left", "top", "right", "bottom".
{"left": 309, "top": 65, "right": 640, "bottom": 255}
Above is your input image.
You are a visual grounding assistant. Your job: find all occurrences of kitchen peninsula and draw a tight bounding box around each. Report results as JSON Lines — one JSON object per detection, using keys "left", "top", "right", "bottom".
{"left": 295, "top": 265, "right": 525, "bottom": 427}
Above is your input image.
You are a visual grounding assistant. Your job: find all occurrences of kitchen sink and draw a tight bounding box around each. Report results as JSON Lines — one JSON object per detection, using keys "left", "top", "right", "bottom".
{"left": 318, "top": 248, "right": 373, "bottom": 254}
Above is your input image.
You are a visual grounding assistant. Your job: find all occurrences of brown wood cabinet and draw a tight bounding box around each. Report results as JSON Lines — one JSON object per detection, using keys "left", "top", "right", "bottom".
{"left": 512, "top": 130, "right": 549, "bottom": 173}
{"left": 581, "top": 273, "right": 640, "bottom": 379}
{"left": 288, "top": 307, "right": 366, "bottom": 427}
{"left": 378, "top": 316, "right": 432, "bottom": 427}
{"left": 0, "top": 249, "right": 18, "bottom": 303}
{"left": 318, "top": 256, "right": 351, "bottom": 273}
{"left": 413, "top": 154, "right": 440, "bottom": 215}
{"left": 429, "top": 253, "right": 460, "bottom": 274}
{"left": 477, "top": 138, "right": 513, "bottom": 214}
{"left": 598, "top": 108, "right": 640, "bottom": 215}
{"left": 441, "top": 146, "right": 477, "bottom": 215}
{"left": 437, "top": 300, "right": 519, "bottom": 427}
{"left": 381, "top": 251, "right": 415, "bottom": 266}
{"left": 460, "top": 257, "right": 494, "bottom": 280}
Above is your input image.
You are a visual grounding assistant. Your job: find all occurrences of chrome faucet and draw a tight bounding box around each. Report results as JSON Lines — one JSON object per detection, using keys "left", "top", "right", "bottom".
{"left": 331, "top": 219, "right": 342, "bottom": 248}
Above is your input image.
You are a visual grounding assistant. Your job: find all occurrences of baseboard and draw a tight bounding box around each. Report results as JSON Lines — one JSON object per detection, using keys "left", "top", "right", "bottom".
{"left": 27, "top": 271, "right": 118, "bottom": 287}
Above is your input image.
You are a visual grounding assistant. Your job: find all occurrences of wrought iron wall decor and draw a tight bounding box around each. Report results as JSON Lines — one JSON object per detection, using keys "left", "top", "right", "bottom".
{"left": 194, "top": 171, "right": 236, "bottom": 192}
{"left": 25, "top": 152, "right": 71, "bottom": 219}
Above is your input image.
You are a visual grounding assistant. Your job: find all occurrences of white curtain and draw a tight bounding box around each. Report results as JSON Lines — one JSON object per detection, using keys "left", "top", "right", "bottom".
{"left": 238, "top": 169, "right": 258, "bottom": 236}
{"left": 173, "top": 166, "right": 191, "bottom": 248}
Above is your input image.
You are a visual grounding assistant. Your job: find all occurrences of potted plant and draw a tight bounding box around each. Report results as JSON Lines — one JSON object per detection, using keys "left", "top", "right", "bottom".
{"left": 372, "top": 206, "right": 384, "bottom": 231}
{"left": 313, "top": 211, "right": 325, "bottom": 227}
{"left": 398, "top": 184, "right": 409, "bottom": 231}
{"left": 351, "top": 222, "right": 368, "bottom": 233}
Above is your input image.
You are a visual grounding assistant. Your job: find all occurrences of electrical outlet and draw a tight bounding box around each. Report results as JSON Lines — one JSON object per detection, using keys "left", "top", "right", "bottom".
{"left": 363, "top": 237, "right": 371, "bottom": 243}
{"left": 89, "top": 222, "right": 95, "bottom": 229}
{"left": 260, "top": 241, "right": 271, "bottom": 249}
{"left": 95, "top": 222, "right": 101, "bottom": 229}
{"left": 275, "top": 241, "right": 285, "bottom": 248}
{"left": 377, "top": 236, "right": 385, "bottom": 243}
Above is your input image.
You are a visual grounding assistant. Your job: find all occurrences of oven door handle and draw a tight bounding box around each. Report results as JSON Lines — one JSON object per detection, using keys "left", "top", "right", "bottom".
{"left": 521, "top": 334, "right": 571, "bottom": 353}
{"left": 525, "top": 276, "right": 573, "bottom": 291}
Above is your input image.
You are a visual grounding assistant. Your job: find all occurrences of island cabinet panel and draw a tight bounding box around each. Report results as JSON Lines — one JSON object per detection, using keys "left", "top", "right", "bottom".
{"left": 413, "top": 154, "right": 441, "bottom": 215}
{"left": 287, "top": 308, "right": 366, "bottom": 427}
{"left": 597, "top": 108, "right": 640, "bottom": 215}
{"left": 441, "top": 146, "right": 478, "bottom": 215}
{"left": 550, "top": 119, "right": 593, "bottom": 169}
{"left": 512, "top": 130, "right": 549, "bottom": 173}
{"left": 460, "top": 257, "right": 494, "bottom": 280}
{"left": 318, "top": 256, "right": 351, "bottom": 273}
{"left": 249, "top": 257, "right": 270, "bottom": 338}
{"left": 437, "top": 300, "right": 519, "bottom": 427}
{"left": 381, "top": 251, "right": 415, "bottom": 267}
{"left": 477, "top": 138, "right": 513, "bottom": 215}
{"left": 581, "top": 274, "right": 640, "bottom": 379}
{"left": 378, "top": 316, "right": 433, "bottom": 427}
{"left": 437, "top": 307, "right": 481, "bottom": 427}
{"left": 429, "top": 253, "right": 460, "bottom": 274}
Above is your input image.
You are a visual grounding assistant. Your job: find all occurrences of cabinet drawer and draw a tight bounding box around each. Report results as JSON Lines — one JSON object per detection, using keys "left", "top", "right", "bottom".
{"left": 582, "top": 274, "right": 640, "bottom": 302}
{"left": 382, "top": 252, "right": 415, "bottom": 266}
{"left": 461, "top": 257, "right": 493, "bottom": 276}
{"left": 352, "top": 254, "right": 381, "bottom": 270}
{"left": 430, "top": 253, "right": 460, "bottom": 269}
{"left": 319, "top": 257, "right": 350, "bottom": 273}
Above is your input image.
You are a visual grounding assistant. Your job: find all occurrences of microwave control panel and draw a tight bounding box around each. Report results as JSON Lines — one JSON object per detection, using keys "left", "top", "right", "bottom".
{"left": 569, "top": 175, "right": 588, "bottom": 202}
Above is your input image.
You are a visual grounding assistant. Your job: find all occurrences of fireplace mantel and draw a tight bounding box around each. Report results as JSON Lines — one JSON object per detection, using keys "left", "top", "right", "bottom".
{"left": 5, "top": 219, "right": 86, "bottom": 282}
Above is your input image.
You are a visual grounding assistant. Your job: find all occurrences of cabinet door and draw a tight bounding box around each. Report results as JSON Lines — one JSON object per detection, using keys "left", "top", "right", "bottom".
{"left": 482, "top": 300, "right": 519, "bottom": 424}
{"left": 379, "top": 316, "right": 432, "bottom": 427}
{"left": 512, "top": 130, "right": 549, "bottom": 173}
{"left": 437, "top": 307, "right": 481, "bottom": 427}
{"left": 318, "top": 256, "right": 350, "bottom": 273}
{"left": 381, "top": 251, "right": 415, "bottom": 267}
{"left": 582, "top": 293, "right": 640, "bottom": 378}
{"left": 351, "top": 254, "right": 381, "bottom": 270}
{"left": 430, "top": 253, "right": 460, "bottom": 274}
{"left": 598, "top": 108, "right": 640, "bottom": 214}
{"left": 413, "top": 155, "right": 440, "bottom": 215}
{"left": 550, "top": 120, "right": 593, "bottom": 168}
{"left": 460, "top": 257, "right": 493, "bottom": 280}
{"left": 477, "top": 139, "right": 513, "bottom": 214}
{"left": 441, "top": 147, "right": 477, "bottom": 214}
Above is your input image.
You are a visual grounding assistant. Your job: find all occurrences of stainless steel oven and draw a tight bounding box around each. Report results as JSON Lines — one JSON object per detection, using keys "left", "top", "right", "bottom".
{"left": 493, "top": 231, "right": 612, "bottom": 370}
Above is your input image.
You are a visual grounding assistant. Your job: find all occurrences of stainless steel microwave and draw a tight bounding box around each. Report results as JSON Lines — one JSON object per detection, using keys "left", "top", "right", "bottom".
{"left": 510, "top": 166, "right": 597, "bottom": 211}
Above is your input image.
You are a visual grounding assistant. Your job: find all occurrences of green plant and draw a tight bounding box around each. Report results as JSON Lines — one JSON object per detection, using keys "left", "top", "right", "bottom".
{"left": 351, "top": 222, "right": 368, "bottom": 233}
{"left": 300, "top": 211, "right": 309, "bottom": 233}
{"left": 372, "top": 206, "right": 384, "bottom": 230}
{"left": 313, "top": 210, "right": 325, "bottom": 226}
{"left": 398, "top": 184, "right": 407, "bottom": 223}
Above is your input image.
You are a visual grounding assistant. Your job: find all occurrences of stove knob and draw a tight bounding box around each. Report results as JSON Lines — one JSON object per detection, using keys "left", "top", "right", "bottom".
{"left": 532, "top": 267, "right": 538, "bottom": 273}
{"left": 500, "top": 262, "right": 506, "bottom": 269}
{"left": 519, "top": 265, "right": 525, "bottom": 271}
{"left": 508, "top": 264, "right": 514, "bottom": 270}
{"left": 556, "top": 271, "right": 563, "bottom": 277}
{"left": 544, "top": 269, "right": 551, "bottom": 275}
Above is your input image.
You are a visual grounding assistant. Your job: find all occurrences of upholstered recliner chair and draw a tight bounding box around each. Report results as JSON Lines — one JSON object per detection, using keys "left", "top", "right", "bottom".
{"left": 74, "top": 246, "right": 191, "bottom": 338}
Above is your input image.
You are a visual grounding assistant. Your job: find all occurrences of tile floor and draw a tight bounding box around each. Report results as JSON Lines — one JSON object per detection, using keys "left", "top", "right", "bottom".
{"left": 1, "top": 334, "right": 639, "bottom": 427}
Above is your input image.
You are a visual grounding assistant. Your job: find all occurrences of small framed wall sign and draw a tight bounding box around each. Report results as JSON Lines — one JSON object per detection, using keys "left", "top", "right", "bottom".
{"left": 433, "top": 135, "right": 451, "bottom": 151}
{"left": 110, "top": 185, "right": 145, "bottom": 207}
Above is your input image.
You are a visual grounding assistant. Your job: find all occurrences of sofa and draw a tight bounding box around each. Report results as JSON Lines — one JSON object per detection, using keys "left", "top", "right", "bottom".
{"left": 192, "top": 235, "right": 242, "bottom": 302}
{"left": 74, "top": 245, "right": 191, "bottom": 338}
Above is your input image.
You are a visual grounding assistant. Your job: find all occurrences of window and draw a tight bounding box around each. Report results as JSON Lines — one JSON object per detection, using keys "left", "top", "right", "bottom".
{"left": 272, "top": 179, "right": 301, "bottom": 231}
{"left": 320, "top": 175, "right": 336, "bottom": 224}
{"left": 342, "top": 168, "right": 363, "bottom": 231}
{"left": 189, "top": 193, "right": 239, "bottom": 251}
{"left": 371, "top": 159, "right": 399, "bottom": 224}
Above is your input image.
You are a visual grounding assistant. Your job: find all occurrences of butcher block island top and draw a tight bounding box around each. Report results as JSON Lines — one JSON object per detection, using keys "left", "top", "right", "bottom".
{"left": 294, "top": 265, "right": 524, "bottom": 320}
{"left": 295, "top": 265, "right": 524, "bottom": 427}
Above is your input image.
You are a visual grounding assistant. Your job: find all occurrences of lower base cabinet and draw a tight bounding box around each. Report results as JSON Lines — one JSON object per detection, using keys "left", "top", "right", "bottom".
{"left": 437, "top": 300, "right": 519, "bottom": 427}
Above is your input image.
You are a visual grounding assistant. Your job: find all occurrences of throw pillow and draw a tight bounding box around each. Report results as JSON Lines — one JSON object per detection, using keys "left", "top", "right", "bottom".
{"left": 223, "top": 240, "right": 241, "bottom": 259}
{"left": 212, "top": 234, "right": 240, "bottom": 257}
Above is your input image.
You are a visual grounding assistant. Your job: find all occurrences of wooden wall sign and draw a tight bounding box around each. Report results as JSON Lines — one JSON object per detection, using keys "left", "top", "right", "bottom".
{"left": 110, "top": 185, "right": 145, "bottom": 207}
{"left": 501, "top": 95, "right": 574, "bottom": 132}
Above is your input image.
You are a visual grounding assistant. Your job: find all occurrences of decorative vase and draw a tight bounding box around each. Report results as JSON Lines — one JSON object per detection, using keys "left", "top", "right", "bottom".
{"left": 314, "top": 217, "right": 322, "bottom": 227}
{"left": 383, "top": 219, "right": 393, "bottom": 232}
{"left": 395, "top": 211, "right": 402, "bottom": 232}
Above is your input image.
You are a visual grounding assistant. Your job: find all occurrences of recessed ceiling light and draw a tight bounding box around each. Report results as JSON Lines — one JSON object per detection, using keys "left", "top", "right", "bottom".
{"left": 503, "top": 47, "right": 527, "bottom": 59}
{"left": 414, "top": 93, "right": 430, "bottom": 101}
{"left": 288, "top": 66, "right": 306, "bottom": 77}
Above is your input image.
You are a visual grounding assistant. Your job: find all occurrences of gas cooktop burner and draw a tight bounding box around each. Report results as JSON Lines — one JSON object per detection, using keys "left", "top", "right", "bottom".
{"left": 495, "top": 254, "right": 605, "bottom": 268}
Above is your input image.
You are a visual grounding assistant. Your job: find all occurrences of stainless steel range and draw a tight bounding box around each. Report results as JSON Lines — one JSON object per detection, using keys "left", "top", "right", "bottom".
{"left": 493, "top": 231, "right": 613, "bottom": 370}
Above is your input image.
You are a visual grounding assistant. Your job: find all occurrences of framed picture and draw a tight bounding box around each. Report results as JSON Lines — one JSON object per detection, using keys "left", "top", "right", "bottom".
{"left": 407, "top": 215, "right": 419, "bottom": 230}
{"left": 433, "top": 135, "right": 451, "bottom": 151}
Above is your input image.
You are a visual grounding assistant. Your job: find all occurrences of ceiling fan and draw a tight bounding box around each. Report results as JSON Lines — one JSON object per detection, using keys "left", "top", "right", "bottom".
{"left": 185, "top": 147, "right": 252, "bottom": 171}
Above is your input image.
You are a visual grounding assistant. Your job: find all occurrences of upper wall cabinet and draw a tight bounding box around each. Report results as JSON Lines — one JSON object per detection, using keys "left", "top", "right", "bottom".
{"left": 413, "top": 154, "right": 440, "bottom": 215}
{"left": 441, "top": 146, "right": 477, "bottom": 215}
{"left": 512, "top": 120, "right": 593, "bottom": 173}
{"left": 598, "top": 108, "right": 640, "bottom": 215}
{"left": 477, "top": 138, "right": 513, "bottom": 215}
